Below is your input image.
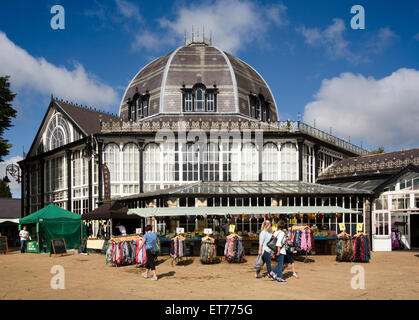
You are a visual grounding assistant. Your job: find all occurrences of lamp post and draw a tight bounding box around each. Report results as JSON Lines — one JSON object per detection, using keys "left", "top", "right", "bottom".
{"left": 3, "top": 164, "right": 22, "bottom": 184}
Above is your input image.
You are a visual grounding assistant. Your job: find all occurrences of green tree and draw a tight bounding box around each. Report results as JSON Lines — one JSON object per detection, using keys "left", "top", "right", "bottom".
{"left": 0, "top": 75, "right": 17, "bottom": 162}
{"left": 0, "top": 179, "right": 12, "bottom": 198}
{"left": 369, "top": 147, "right": 385, "bottom": 155}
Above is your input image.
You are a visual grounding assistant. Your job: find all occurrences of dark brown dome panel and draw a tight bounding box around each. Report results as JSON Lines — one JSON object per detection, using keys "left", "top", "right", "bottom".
{"left": 225, "top": 52, "right": 278, "bottom": 122}
{"left": 119, "top": 51, "right": 172, "bottom": 120}
{"left": 162, "top": 45, "right": 236, "bottom": 113}
{"left": 118, "top": 42, "right": 278, "bottom": 122}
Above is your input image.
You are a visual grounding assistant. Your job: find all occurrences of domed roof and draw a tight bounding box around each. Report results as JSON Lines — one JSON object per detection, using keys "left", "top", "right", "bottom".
{"left": 119, "top": 39, "right": 278, "bottom": 122}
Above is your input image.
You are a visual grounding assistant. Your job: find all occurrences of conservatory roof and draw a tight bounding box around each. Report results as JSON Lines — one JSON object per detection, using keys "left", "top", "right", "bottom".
{"left": 117, "top": 181, "right": 371, "bottom": 201}
{"left": 128, "top": 205, "right": 360, "bottom": 218}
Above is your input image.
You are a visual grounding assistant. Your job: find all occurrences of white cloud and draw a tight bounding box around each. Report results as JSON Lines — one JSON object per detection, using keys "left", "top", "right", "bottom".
{"left": 135, "top": 0, "right": 288, "bottom": 53}
{"left": 0, "top": 31, "right": 118, "bottom": 108}
{"left": 366, "top": 27, "right": 398, "bottom": 54}
{"left": 303, "top": 68, "right": 419, "bottom": 149}
{"left": 297, "top": 18, "right": 363, "bottom": 64}
{"left": 0, "top": 155, "right": 23, "bottom": 191}
{"left": 115, "top": 0, "right": 142, "bottom": 22}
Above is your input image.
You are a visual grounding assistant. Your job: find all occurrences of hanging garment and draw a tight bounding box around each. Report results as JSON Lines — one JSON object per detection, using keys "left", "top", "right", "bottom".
{"left": 200, "top": 239, "right": 216, "bottom": 264}
{"left": 352, "top": 235, "right": 370, "bottom": 262}
{"left": 170, "top": 238, "right": 186, "bottom": 259}
{"left": 224, "top": 237, "right": 244, "bottom": 263}
{"left": 336, "top": 236, "right": 354, "bottom": 262}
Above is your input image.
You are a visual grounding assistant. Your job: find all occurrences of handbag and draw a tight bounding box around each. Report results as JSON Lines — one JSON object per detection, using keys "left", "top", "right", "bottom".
{"left": 151, "top": 238, "right": 160, "bottom": 254}
{"left": 253, "top": 254, "right": 264, "bottom": 270}
{"left": 267, "top": 234, "right": 278, "bottom": 252}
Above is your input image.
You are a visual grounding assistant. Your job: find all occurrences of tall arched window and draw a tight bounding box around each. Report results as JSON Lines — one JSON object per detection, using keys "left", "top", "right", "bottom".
{"left": 104, "top": 143, "right": 120, "bottom": 183}
{"left": 123, "top": 143, "right": 139, "bottom": 182}
{"left": 230, "top": 142, "right": 241, "bottom": 181}
{"left": 281, "top": 142, "right": 297, "bottom": 180}
{"left": 241, "top": 143, "right": 258, "bottom": 181}
{"left": 303, "top": 145, "right": 314, "bottom": 183}
{"left": 46, "top": 113, "right": 71, "bottom": 151}
{"left": 182, "top": 142, "right": 199, "bottom": 181}
{"left": 195, "top": 88, "right": 204, "bottom": 111}
{"left": 144, "top": 143, "right": 161, "bottom": 183}
{"left": 262, "top": 143, "right": 279, "bottom": 181}
{"left": 162, "top": 142, "right": 179, "bottom": 182}
{"left": 203, "top": 143, "right": 219, "bottom": 181}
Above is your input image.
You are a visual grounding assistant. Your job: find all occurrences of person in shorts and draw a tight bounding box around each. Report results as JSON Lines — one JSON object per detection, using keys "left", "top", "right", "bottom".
{"left": 282, "top": 238, "right": 299, "bottom": 279}
{"left": 139, "top": 225, "right": 159, "bottom": 281}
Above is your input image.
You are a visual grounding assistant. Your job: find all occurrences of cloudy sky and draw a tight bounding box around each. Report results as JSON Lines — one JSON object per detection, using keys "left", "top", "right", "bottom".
{"left": 0, "top": 0, "right": 419, "bottom": 197}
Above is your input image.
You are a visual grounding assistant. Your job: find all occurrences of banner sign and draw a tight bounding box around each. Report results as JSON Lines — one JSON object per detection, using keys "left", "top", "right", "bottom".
{"left": 103, "top": 163, "right": 111, "bottom": 202}
{"left": 356, "top": 223, "right": 364, "bottom": 232}
{"left": 27, "top": 241, "right": 39, "bottom": 253}
{"left": 229, "top": 224, "right": 236, "bottom": 233}
{"left": 338, "top": 223, "right": 346, "bottom": 231}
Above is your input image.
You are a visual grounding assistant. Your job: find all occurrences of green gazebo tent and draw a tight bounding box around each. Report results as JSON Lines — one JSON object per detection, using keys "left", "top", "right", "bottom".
{"left": 20, "top": 204, "right": 86, "bottom": 253}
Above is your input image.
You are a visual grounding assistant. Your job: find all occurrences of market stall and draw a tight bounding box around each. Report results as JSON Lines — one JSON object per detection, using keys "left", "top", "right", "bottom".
{"left": 19, "top": 204, "right": 86, "bottom": 253}
{"left": 81, "top": 201, "right": 144, "bottom": 252}
{"left": 128, "top": 205, "right": 361, "bottom": 256}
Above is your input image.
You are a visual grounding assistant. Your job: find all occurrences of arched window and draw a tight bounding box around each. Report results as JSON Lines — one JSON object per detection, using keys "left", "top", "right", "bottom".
{"left": 184, "top": 91, "right": 193, "bottom": 111}
{"left": 104, "top": 143, "right": 120, "bottom": 182}
{"left": 144, "top": 143, "right": 161, "bottom": 183}
{"left": 182, "top": 84, "right": 217, "bottom": 112}
{"left": 182, "top": 142, "right": 199, "bottom": 181}
{"left": 46, "top": 113, "right": 71, "bottom": 151}
{"left": 241, "top": 143, "right": 258, "bottom": 181}
{"left": 207, "top": 91, "right": 215, "bottom": 111}
{"left": 262, "top": 143, "right": 279, "bottom": 181}
{"left": 51, "top": 128, "right": 65, "bottom": 150}
{"left": 281, "top": 143, "right": 297, "bottom": 180}
{"left": 230, "top": 142, "right": 241, "bottom": 181}
{"left": 128, "top": 94, "right": 150, "bottom": 120}
{"left": 303, "top": 145, "right": 314, "bottom": 183}
{"left": 249, "top": 94, "right": 270, "bottom": 122}
{"left": 203, "top": 143, "right": 219, "bottom": 181}
{"left": 123, "top": 143, "right": 139, "bottom": 182}
{"left": 195, "top": 88, "right": 204, "bottom": 111}
{"left": 162, "top": 142, "right": 179, "bottom": 182}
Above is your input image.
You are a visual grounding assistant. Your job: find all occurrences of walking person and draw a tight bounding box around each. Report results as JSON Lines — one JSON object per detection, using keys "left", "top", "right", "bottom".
{"left": 140, "top": 225, "right": 160, "bottom": 281}
{"left": 272, "top": 220, "right": 288, "bottom": 283}
{"left": 282, "top": 235, "right": 299, "bottom": 279}
{"left": 19, "top": 225, "right": 29, "bottom": 254}
{"left": 255, "top": 220, "right": 276, "bottom": 280}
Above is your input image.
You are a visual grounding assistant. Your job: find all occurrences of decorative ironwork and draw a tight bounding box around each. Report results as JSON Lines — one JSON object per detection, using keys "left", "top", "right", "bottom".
{"left": 5, "top": 164, "right": 22, "bottom": 184}
{"left": 100, "top": 118, "right": 369, "bottom": 155}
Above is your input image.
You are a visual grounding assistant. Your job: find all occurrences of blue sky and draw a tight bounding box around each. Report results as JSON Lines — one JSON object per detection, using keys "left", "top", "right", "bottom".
{"left": 1, "top": 0, "right": 419, "bottom": 197}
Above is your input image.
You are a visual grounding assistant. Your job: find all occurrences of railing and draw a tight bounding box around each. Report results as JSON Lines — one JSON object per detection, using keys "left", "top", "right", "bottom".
{"left": 295, "top": 122, "right": 368, "bottom": 155}
{"left": 100, "top": 119, "right": 368, "bottom": 155}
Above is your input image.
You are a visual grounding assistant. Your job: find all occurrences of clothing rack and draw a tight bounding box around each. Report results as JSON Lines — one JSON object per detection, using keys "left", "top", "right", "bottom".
{"left": 200, "top": 236, "right": 216, "bottom": 264}
{"left": 288, "top": 225, "right": 313, "bottom": 263}
{"left": 170, "top": 234, "right": 186, "bottom": 265}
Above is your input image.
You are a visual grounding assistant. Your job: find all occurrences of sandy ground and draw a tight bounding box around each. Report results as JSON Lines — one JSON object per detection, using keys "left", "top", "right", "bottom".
{"left": 1, "top": 249, "right": 418, "bottom": 300}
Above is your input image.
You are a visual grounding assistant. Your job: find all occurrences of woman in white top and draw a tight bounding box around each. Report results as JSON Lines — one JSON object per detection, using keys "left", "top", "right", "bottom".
{"left": 255, "top": 220, "right": 276, "bottom": 280}
{"left": 272, "top": 220, "right": 288, "bottom": 283}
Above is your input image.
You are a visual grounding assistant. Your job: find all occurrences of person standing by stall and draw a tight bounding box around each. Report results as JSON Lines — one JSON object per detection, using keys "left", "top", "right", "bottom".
{"left": 115, "top": 222, "right": 127, "bottom": 236}
{"left": 19, "top": 225, "right": 29, "bottom": 254}
{"left": 272, "top": 220, "right": 288, "bottom": 284}
{"left": 255, "top": 220, "right": 276, "bottom": 280}
{"left": 140, "top": 225, "right": 160, "bottom": 281}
